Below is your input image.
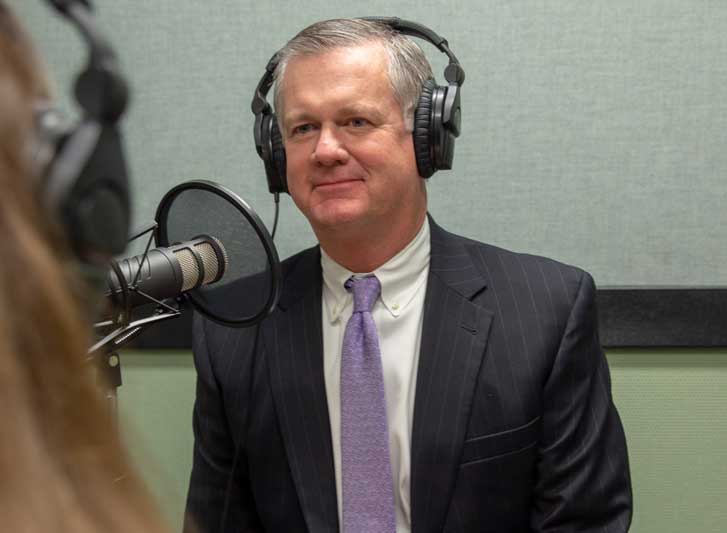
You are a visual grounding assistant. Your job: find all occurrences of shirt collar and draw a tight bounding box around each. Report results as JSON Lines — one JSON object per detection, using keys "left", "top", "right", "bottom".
{"left": 321, "top": 218, "right": 431, "bottom": 323}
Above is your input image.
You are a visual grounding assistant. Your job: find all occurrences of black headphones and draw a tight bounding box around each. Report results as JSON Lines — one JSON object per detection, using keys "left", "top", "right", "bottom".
{"left": 251, "top": 17, "right": 465, "bottom": 195}
{"left": 35, "top": 0, "right": 130, "bottom": 266}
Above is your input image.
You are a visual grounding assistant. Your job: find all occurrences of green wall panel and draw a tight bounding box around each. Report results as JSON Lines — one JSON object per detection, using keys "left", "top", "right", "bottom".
{"left": 118, "top": 350, "right": 727, "bottom": 532}
{"left": 118, "top": 352, "right": 196, "bottom": 531}
{"left": 608, "top": 350, "right": 727, "bottom": 533}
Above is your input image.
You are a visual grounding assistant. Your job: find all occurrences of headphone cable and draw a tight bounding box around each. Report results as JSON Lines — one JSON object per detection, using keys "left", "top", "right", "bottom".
{"left": 271, "top": 192, "right": 280, "bottom": 240}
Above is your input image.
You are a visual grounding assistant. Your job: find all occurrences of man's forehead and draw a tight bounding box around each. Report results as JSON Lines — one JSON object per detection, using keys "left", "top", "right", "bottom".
{"left": 278, "top": 43, "right": 394, "bottom": 116}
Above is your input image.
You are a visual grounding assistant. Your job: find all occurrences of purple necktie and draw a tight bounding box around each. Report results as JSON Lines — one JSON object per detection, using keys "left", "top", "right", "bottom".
{"left": 340, "top": 276, "right": 396, "bottom": 533}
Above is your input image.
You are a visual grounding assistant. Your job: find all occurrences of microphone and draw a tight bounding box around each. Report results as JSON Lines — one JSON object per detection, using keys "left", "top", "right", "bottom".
{"left": 92, "top": 180, "right": 280, "bottom": 353}
{"left": 106, "top": 235, "right": 228, "bottom": 312}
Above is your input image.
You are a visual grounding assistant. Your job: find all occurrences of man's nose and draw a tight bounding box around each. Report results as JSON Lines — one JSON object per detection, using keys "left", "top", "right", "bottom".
{"left": 311, "top": 126, "right": 349, "bottom": 166}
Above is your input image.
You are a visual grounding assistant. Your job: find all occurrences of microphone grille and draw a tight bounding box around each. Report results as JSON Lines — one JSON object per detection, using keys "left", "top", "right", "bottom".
{"left": 171, "top": 236, "right": 228, "bottom": 292}
{"left": 195, "top": 238, "right": 225, "bottom": 284}
{"left": 174, "top": 248, "right": 201, "bottom": 292}
{"left": 173, "top": 235, "right": 228, "bottom": 292}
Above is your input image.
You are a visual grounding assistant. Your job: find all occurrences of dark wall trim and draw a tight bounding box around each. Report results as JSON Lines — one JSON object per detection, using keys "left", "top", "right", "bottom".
{"left": 129, "top": 288, "right": 727, "bottom": 350}
{"left": 597, "top": 288, "right": 727, "bottom": 348}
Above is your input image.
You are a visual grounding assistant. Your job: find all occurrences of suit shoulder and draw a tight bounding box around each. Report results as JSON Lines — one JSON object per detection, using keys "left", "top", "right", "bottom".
{"left": 442, "top": 229, "right": 591, "bottom": 308}
{"left": 279, "top": 245, "right": 319, "bottom": 277}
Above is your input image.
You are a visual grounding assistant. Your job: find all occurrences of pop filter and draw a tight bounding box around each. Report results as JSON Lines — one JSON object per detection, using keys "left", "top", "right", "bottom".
{"left": 155, "top": 180, "right": 281, "bottom": 327}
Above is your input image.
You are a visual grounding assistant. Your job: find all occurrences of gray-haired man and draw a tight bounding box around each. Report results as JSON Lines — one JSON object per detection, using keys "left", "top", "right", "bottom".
{"left": 185, "top": 18, "right": 632, "bottom": 533}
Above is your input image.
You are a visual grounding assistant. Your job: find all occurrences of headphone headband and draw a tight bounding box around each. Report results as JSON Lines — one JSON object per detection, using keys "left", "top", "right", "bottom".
{"left": 360, "top": 16, "right": 465, "bottom": 84}
{"left": 49, "top": 0, "right": 129, "bottom": 122}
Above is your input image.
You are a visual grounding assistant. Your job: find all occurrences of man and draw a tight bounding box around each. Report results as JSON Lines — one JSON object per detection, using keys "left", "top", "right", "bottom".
{"left": 185, "top": 18, "right": 632, "bottom": 533}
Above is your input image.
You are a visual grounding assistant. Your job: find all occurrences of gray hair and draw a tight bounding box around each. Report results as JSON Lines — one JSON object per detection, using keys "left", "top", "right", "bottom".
{"left": 272, "top": 18, "right": 434, "bottom": 131}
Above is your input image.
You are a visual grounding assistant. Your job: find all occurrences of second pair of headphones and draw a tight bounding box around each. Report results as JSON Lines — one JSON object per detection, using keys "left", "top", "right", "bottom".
{"left": 251, "top": 17, "right": 466, "bottom": 194}
{"left": 35, "top": 0, "right": 131, "bottom": 267}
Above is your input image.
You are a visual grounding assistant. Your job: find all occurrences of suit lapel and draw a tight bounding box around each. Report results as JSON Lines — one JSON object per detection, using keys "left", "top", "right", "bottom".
{"left": 262, "top": 247, "right": 339, "bottom": 532}
{"left": 411, "top": 219, "right": 494, "bottom": 532}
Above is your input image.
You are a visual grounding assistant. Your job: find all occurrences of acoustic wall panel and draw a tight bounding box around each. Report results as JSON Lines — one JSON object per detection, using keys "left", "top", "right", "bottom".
{"left": 11, "top": 0, "right": 727, "bottom": 285}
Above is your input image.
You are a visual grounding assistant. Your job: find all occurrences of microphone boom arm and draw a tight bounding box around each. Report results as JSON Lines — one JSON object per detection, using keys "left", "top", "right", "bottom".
{"left": 90, "top": 304, "right": 182, "bottom": 354}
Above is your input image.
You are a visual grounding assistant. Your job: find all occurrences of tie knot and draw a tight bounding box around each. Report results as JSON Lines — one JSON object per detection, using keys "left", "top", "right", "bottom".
{"left": 345, "top": 276, "right": 380, "bottom": 313}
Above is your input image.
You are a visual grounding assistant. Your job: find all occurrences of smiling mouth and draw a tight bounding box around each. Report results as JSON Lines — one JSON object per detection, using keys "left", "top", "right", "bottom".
{"left": 314, "top": 178, "right": 362, "bottom": 189}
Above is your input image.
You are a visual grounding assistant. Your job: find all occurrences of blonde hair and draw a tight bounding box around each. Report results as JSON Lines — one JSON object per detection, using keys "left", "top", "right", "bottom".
{"left": 0, "top": 3, "right": 168, "bottom": 531}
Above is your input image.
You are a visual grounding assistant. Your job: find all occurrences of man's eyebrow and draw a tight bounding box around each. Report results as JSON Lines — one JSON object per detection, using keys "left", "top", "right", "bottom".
{"left": 338, "top": 105, "right": 386, "bottom": 121}
{"left": 283, "top": 105, "right": 387, "bottom": 126}
{"left": 282, "top": 111, "right": 315, "bottom": 126}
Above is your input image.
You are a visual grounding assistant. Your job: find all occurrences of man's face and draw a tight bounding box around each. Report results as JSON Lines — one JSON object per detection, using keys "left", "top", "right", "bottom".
{"left": 279, "top": 43, "right": 425, "bottom": 236}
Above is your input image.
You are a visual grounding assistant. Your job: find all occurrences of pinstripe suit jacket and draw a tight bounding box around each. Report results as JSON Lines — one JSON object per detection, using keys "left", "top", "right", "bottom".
{"left": 184, "top": 218, "right": 632, "bottom": 532}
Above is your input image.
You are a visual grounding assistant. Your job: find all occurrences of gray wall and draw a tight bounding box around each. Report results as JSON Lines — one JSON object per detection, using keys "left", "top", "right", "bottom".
{"left": 12, "top": 0, "right": 727, "bottom": 285}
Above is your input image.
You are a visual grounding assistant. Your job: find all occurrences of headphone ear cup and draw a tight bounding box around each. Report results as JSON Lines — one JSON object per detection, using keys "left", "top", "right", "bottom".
{"left": 413, "top": 79, "right": 435, "bottom": 178}
{"left": 269, "top": 118, "right": 288, "bottom": 193}
{"left": 44, "top": 123, "right": 130, "bottom": 263}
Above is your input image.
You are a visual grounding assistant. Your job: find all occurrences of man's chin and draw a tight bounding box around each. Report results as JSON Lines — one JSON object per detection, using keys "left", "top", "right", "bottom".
{"left": 308, "top": 206, "right": 368, "bottom": 233}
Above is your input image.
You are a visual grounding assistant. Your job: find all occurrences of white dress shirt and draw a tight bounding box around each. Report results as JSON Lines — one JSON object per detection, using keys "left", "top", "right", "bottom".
{"left": 321, "top": 219, "right": 430, "bottom": 533}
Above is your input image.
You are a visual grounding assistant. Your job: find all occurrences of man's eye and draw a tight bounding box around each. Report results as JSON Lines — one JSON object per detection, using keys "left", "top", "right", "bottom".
{"left": 349, "top": 118, "right": 370, "bottom": 128}
{"left": 291, "top": 124, "right": 315, "bottom": 136}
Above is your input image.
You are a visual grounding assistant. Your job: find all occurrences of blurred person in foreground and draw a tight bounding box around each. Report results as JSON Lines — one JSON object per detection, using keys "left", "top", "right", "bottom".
{"left": 0, "top": 3, "right": 168, "bottom": 531}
